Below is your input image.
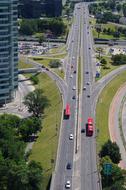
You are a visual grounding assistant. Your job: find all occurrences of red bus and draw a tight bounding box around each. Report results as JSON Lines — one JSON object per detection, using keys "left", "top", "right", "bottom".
{"left": 64, "top": 104, "right": 70, "bottom": 119}
{"left": 87, "top": 117, "right": 94, "bottom": 136}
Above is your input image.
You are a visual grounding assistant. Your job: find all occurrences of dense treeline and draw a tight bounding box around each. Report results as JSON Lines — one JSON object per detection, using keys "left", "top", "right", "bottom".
{"left": 19, "top": 18, "right": 67, "bottom": 36}
{"left": 100, "top": 140, "right": 126, "bottom": 190}
{"left": 89, "top": 0, "right": 126, "bottom": 24}
{"left": 0, "top": 114, "right": 43, "bottom": 190}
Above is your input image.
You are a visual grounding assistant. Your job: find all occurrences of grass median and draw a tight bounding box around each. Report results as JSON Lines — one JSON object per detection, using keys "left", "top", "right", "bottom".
{"left": 96, "top": 70, "right": 126, "bottom": 152}
{"left": 29, "top": 73, "right": 62, "bottom": 190}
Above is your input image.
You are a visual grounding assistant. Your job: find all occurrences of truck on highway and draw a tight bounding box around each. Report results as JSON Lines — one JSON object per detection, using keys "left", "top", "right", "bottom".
{"left": 64, "top": 104, "right": 70, "bottom": 119}
{"left": 86, "top": 117, "right": 94, "bottom": 136}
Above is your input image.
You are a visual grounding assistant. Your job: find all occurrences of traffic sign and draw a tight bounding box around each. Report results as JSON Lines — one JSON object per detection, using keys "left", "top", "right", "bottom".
{"left": 103, "top": 163, "right": 112, "bottom": 175}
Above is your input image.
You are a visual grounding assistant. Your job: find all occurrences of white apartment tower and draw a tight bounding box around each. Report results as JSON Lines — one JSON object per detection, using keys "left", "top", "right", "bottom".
{"left": 0, "top": 0, "right": 18, "bottom": 105}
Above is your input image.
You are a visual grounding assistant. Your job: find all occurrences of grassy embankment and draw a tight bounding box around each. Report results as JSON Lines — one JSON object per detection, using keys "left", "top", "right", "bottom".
{"left": 96, "top": 70, "right": 126, "bottom": 151}
{"left": 30, "top": 56, "right": 65, "bottom": 79}
{"left": 90, "top": 17, "right": 126, "bottom": 40}
{"left": 29, "top": 73, "right": 62, "bottom": 190}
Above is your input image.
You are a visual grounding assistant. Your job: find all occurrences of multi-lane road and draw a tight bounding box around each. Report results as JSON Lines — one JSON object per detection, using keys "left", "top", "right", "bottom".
{"left": 52, "top": 2, "right": 100, "bottom": 190}
{"left": 51, "top": 2, "right": 126, "bottom": 190}
{"left": 52, "top": 4, "right": 81, "bottom": 189}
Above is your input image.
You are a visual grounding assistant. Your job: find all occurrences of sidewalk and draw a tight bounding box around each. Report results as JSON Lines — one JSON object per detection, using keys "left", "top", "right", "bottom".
{"left": 0, "top": 75, "right": 35, "bottom": 118}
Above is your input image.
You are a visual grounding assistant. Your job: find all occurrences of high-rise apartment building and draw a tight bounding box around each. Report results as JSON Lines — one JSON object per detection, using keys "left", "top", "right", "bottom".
{"left": 0, "top": 0, "right": 18, "bottom": 105}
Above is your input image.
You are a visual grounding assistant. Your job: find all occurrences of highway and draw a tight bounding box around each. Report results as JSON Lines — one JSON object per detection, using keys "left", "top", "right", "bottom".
{"left": 18, "top": 3, "right": 126, "bottom": 190}
{"left": 80, "top": 3, "right": 99, "bottom": 190}
{"left": 52, "top": 4, "right": 81, "bottom": 190}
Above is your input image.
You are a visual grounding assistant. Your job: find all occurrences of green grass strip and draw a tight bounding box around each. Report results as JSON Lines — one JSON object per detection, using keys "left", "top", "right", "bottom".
{"left": 30, "top": 73, "right": 62, "bottom": 190}
{"left": 96, "top": 70, "right": 126, "bottom": 152}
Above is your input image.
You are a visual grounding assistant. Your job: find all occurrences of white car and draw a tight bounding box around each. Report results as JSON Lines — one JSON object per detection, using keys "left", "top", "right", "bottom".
{"left": 72, "top": 56, "right": 75, "bottom": 59}
{"left": 70, "top": 74, "right": 73, "bottom": 78}
{"left": 69, "top": 134, "right": 74, "bottom": 140}
{"left": 65, "top": 180, "right": 71, "bottom": 189}
{"left": 83, "top": 86, "right": 86, "bottom": 90}
{"left": 72, "top": 86, "right": 76, "bottom": 90}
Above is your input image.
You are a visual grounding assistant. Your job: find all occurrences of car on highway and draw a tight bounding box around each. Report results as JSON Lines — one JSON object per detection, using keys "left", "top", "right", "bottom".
{"left": 72, "top": 95, "right": 76, "bottom": 100}
{"left": 83, "top": 86, "right": 86, "bottom": 90}
{"left": 89, "top": 47, "right": 91, "bottom": 50}
{"left": 69, "top": 134, "right": 74, "bottom": 140}
{"left": 87, "top": 95, "right": 90, "bottom": 98}
{"left": 73, "top": 70, "right": 76, "bottom": 74}
{"left": 81, "top": 128, "right": 85, "bottom": 133}
{"left": 70, "top": 74, "right": 73, "bottom": 78}
{"left": 87, "top": 82, "right": 90, "bottom": 85}
{"left": 86, "top": 71, "right": 89, "bottom": 74}
{"left": 66, "top": 162, "right": 72, "bottom": 170}
{"left": 41, "top": 65, "right": 45, "bottom": 68}
{"left": 65, "top": 180, "right": 71, "bottom": 189}
{"left": 72, "top": 56, "right": 75, "bottom": 59}
{"left": 46, "top": 68, "right": 49, "bottom": 71}
{"left": 72, "top": 86, "right": 76, "bottom": 90}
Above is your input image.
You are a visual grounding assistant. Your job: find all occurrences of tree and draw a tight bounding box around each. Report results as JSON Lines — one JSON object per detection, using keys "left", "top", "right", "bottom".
{"left": 28, "top": 161, "right": 43, "bottom": 190}
{"left": 19, "top": 117, "right": 42, "bottom": 141}
{"left": 101, "top": 58, "right": 107, "bottom": 65}
{"left": 95, "top": 25, "right": 102, "bottom": 38}
{"left": 24, "top": 89, "right": 49, "bottom": 117}
{"left": 111, "top": 54, "right": 126, "bottom": 65}
{"left": 100, "top": 156, "right": 125, "bottom": 188}
{"left": 30, "top": 75, "right": 39, "bottom": 85}
{"left": 0, "top": 113, "right": 21, "bottom": 129}
{"left": 116, "top": 4, "right": 122, "bottom": 13}
{"left": 123, "top": 4, "right": 126, "bottom": 17}
{"left": 49, "top": 60, "right": 61, "bottom": 68}
{"left": 100, "top": 140, "right": 121, "bottom": 164}
{"left": 38, "top": 33, "right": 45, "bottom": 45}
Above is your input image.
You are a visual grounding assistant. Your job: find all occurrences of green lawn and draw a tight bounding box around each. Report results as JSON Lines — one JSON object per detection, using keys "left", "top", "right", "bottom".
{"left": 18, "top": 59, "right": 34, "bottom": 69}
{"left": 99, "top": 56, "right": 119, "bottom": 79}
{"left": 30, "top": 73, "right": 62, "bottom": 190}
{"left": 91, "top": 20, "right": 126, "bottom": 40}
{"left": 30, "top": 57, "right": 65, "bottom": 79}
{"left": 96, "top": 70, "right": 126, "bottom": 152}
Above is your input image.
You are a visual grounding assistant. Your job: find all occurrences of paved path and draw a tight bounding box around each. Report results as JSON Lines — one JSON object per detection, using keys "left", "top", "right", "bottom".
{"left": 109, "top": 83, "right": 126, "bottom": 169}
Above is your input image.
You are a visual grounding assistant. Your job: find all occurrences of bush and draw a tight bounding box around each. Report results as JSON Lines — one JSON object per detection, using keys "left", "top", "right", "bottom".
{"left": 30, "top": 75, "right": 39, "bottom": 85}
{"left": 49, "top": 60, "right": 61, "bottom": 68}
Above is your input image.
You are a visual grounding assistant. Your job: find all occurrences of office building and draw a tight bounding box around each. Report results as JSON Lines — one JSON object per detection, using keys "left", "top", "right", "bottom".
{"left": 0, "top": 0, "right": 18, "bottom": 105}
{"left": 19, "top": 0, "right": 62, "bottom": 18}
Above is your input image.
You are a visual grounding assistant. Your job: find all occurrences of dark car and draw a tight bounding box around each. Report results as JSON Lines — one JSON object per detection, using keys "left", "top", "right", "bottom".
{"left": 86, "top": 71, "right": 89, "bottom": 74}
{"left": 87, "top": 95, "right": 90, "bottom": 98}
{"left": 46, "top": 68, "right": 49, "bottom": 71}
{"left": 73, "top": 70, "right": 76, "bottom": 74}
{"left": 72, "top": 95, "right": 76, "bottom": 100}
{"left": 41, "top": 65, "right": 45, "bottom": 68}
{"left": 89, "top": 47, "right": 91, "bottom": 50}
{"left": 66, "top": 162, "right": 72, "bottom": 170}
{"left": 81, "top": 128, "right": 85, "bottom": 133}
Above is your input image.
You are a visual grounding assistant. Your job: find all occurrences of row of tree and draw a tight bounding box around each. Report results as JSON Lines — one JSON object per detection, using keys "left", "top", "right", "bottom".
{"left": 99, "top": 140, "right": 126, "bottom": 189}
{"left": 0, "top": 88, "right": 50, "bottom": 189}
{"left": 89, "top": 1, "right": 126, "bottom": 17}
{"left": 0, "top": 114, "right": 43, "bottom": 190}
{"left": 19, "top": 18, "right": 67, "bottom": 36}
{"left": 95, "top": 25, "right": 126, "bottom": 39}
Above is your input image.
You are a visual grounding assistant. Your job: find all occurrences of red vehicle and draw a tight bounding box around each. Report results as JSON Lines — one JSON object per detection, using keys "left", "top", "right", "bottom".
{"left": 64, "top": 104, "right": 70, "bottom": 119}
{"left": 87, "top": 117, "right": 94, "bottom": 136}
